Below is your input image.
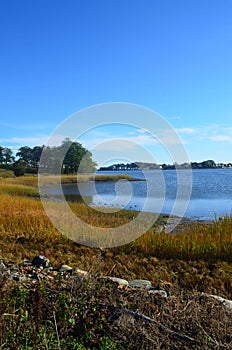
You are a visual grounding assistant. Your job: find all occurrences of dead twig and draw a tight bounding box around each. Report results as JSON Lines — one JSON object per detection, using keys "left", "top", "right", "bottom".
{"left": 53, "top": 311, "right": 61, "bottom": 350}
{"left": 117, "top": 307, "right": 197, "bottom": 344}
{"left": 84, "top": 301, "right": 197, "bottom": 344}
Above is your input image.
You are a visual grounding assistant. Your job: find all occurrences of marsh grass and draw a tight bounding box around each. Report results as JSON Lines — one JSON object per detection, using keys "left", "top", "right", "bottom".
{"left": 0, "top": 183, "right": 40, "bottom": 197}
{"left": 39, "top": 173, "right": 134, "bottom": 186}
{"left": 0, "top": 169, "right": 14, "bottom": 178}
{"left": 0, "top": 173, "right": 134, "bottom": 187}
{"left": 0, "top": 176, "right": 231, "bottom": 265}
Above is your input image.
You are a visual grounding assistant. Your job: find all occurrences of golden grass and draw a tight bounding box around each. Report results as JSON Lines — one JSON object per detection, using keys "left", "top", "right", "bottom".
{"left": 0, "top": 173, "right": 134, "bottom": 187}
{"left": 126, "top": 218, "right": 232, "bottom": 261}
{"left": 0, "top": 183, "right": 39, "bottom": 197}
{"left": 0, "top": 168, "right": 14, "bottom": 178}
{"left": 0, "top": 175, "right": 231, "bottom": 265}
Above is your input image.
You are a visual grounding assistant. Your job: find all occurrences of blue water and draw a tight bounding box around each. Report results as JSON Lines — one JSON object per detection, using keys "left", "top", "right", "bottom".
{"left": 50, "top": 169, "right": 232, "bottom": 220}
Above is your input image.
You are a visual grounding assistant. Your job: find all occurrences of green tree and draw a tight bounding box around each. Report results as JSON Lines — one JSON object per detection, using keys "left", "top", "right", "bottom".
{"left": 78, "top": 150, "right": 97, "bottom": 173}
{"left": 2, "top": 147, "right": 14, "bottom": 165}
{"left": 61, "top": 138, "right": 96, "bottom": 174}
{"left": 31, "top": 146, "right": 43, "bottom": 168}
{"left": 202, "top": 160, "right": 216, "bottom": 168}
{"left": 38, "top": 139, "right": 97, "bottom": 174}
{"left": 0, "top": 146, "right": 4, "bottom": 164}
{"left": 16, "top": 146, "right": 33, "bottom": 165}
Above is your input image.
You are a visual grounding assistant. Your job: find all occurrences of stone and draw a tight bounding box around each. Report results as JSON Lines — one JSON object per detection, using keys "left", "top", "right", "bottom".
{"left": 129, "top": 279, "right": 152, "bottom": 289}
{"left": 207, "top": 294, "right": 232, "bottom": 311}
{"left": 31, "top": 255, "right": 50, "bottom": 268}
{"left": 12, "top": 273, "right": 27, "bottom": 283}
{"left": 0, "top": 262, "right": 6, "bottom": 270}
{"left": 20, "top": 259, "right": 32, "bottom": 267}
{"left": 75, "top": 268, "right": 88, "bottom": 277}
{"left": 148, "top": 289, "right": 168, "bottom": 297}
{"left": 102, "top": 276, "right": 129, "bottom": 287}
{"left": 60, "top": 264, "right": 73, "bottom": 273}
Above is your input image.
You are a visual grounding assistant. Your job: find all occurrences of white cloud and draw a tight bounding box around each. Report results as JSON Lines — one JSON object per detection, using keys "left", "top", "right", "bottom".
{"left": 175, "top": 128, "right": 196, "bottom": 134}
{"left": 0, "top": 136, "right": 49, "bottom": 146}
{"left": 137, "top": 128, "right": 149, "bottom": 133}
{"left": 209, "top": 135, "right": 232, "bottom": 142}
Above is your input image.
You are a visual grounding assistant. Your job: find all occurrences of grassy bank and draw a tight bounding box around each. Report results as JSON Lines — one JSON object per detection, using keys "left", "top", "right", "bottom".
{"left": 0, "top": 169, "right": 14, "bottom": 178}
{"left": 0, "top": 175, "right": 231, "bottom": 267}
{"left": 0, "top": 175, "right": 231, "bottom": 348}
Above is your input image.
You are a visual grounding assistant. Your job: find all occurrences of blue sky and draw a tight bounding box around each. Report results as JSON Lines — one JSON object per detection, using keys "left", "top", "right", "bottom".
{"left": 0, "top": 0, "right": 232, "bottom": 165}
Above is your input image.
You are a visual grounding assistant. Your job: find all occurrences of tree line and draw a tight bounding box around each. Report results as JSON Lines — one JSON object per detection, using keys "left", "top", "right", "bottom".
{"left": 0, "top": 138, "right": 97, "bottom": 176}
{"left": 99, "top": 159, "right": 232, "bottom": 171}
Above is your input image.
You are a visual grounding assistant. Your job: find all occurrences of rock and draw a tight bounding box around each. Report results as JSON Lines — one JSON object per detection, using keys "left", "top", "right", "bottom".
{"left": 75, "top": 268, "right": 88, "bottom": 277}
{"left": 20, "top": 259, "right": 32, "bottom": 267}
{"left": 206, "top": 294, "right": 232, "bottom": 311}
{"left": 129, "top": 279, "right": 152, "bottom": 289}
{"left": 12, "top": 273, "right": 20, "bottom": 282}
{"left": 60, "top": 264, "right": 73, "bottom": 273}
{"left": 148, "top": 289, "right": 168, "bottom": 297}
{"left": 0, "top": 262, "right": 6, "bottom": 270}
{"left": 31, "top": 256, "right": 50, "bottom": 268}
{"left": 102, "top": 276, "right": 129, "bottom": 287}
{"left": 12, "top": 273, "right": 27, "bottom": 283}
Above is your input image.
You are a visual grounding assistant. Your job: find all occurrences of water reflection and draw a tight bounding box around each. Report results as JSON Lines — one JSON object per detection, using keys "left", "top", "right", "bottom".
{"left": 44, "top": 168, "right": 232, "bottom": 220}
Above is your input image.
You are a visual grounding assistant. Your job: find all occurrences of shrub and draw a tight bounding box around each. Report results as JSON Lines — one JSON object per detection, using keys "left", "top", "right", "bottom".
{"left": 13, "top": 161, "right": 27, "bottom": 177}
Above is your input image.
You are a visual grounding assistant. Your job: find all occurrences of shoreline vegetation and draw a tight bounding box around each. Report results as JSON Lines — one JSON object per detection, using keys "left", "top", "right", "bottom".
{"left": 0, "top": 174, "right": 231, "bottom": 348}
{"left": 1, "top": 142, "right": 232, "bottom": 180}
{"left": 98, "top": 160, "right": 232, "bottom": 171}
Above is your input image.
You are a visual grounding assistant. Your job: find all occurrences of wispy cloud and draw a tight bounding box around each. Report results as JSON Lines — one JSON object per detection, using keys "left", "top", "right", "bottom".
{"left": 137, "top": 128, "right": 149, "bottom": 134}
{"left": 0, "top": 136, "right": 49, "bottom": 147}
{"left": 209, "top": 135, "right": 232, "bottom": 142}
{"left": 173, "top": 123, "right": 232, "bottom": 145}
{"left": 175, "top": 128, "right": 196, "bottom": 134}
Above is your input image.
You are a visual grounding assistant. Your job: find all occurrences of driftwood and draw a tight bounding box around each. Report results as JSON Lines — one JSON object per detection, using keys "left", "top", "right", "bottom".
{"left": 116, "top": 307, "right": 197, "bottom": 344}
{"left": 87, "top": 301, "right": 197, "bottom": 344}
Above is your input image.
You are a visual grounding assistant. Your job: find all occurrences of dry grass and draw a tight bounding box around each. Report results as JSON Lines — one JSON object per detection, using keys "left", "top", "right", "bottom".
{"left": 0, "top": 175, "right": 231, "bottom": 293}
{"left": 0, "top": 169, "right": 14, "bottom": 178}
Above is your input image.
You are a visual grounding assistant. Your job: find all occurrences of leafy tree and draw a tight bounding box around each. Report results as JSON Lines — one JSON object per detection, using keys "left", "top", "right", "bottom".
{"left": 16, "top": 145, "right": 43, "bottom": 169}
{"left": 61, "top": 138, "right": 96, "bottom": 174}
{"left": 78, "top": 150, "right": 97, "bottom": 173}
{"left": 39, "top": 139, "right": 96, "bottom": 174}
{"left": 0, "top": 146, "right": 4, "bottom": 164}
{"left": 2, "top": 147, "right": 14, "bottom": 165}
{"left": 201, "top": 160, "right": 216, "bottom": 168}
{"left": 16, "top": 146, "right": 33, "bottom": 165}
{"left": 31, "top": 146, "right": 43, "bottom": 167}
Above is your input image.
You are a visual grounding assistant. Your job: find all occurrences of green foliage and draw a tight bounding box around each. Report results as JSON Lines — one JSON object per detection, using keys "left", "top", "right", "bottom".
{"left": 0, "top": 139, "right": 97, "bottom": 174}
{"left": 16, "top": 145, "right": 43, "bottom": 169}
{"left": 0, "top": 283, "right": 118, "bottom": 349}
{"left": 39, "top": 138, "right": 97, "bottom": 174}
{"left": 0, "top": 168, "right": 14, "bottom": 177}
{"left": 0, "top": 147, "right": 14, "bottom": 165}
{"left": 13, "top": 160, "right": 27, "bottom": 177}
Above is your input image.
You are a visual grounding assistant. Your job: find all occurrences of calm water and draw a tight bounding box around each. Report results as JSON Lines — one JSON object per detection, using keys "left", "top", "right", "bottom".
{"left": 48, "top": 169, "right": 232, "bottom": 220}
